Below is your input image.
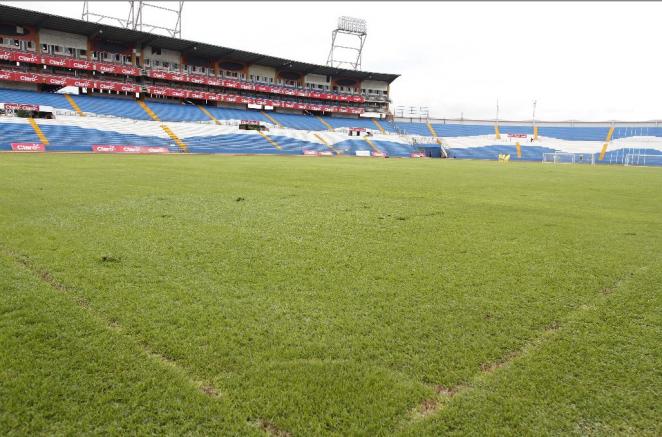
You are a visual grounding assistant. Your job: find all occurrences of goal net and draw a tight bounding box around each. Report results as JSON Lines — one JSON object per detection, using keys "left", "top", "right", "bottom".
{"left": 624, "top": 153, "right": 662, "bottom": 167}
{"left": 542, "top": 152, "right": 595, "bottom": 164}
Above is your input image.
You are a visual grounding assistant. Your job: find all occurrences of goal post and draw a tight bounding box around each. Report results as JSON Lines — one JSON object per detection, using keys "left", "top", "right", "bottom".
{"left": 624, "top": 153, "right": 662, "bottom": 167}
{"left": 542, "top": 152, "right": 595, "bottom": 165}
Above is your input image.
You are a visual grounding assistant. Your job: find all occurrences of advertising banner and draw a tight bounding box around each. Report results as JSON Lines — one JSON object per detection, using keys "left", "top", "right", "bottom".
{"left": 10, "top": 143, "right": 45, "bottom": 152}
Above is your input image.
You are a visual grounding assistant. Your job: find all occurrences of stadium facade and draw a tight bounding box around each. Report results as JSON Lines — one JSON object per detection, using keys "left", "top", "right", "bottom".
{"left": 0, "top": 5, "right": 396, "bottom": 116}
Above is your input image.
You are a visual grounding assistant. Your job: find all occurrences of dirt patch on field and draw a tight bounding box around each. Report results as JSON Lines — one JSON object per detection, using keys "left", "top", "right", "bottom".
{"left": 199, "top": 384, "right": 219, "bottom": 397}
{"left": 480, "top": 350, "right": 520, "bottom": 374}
{"left": 99, "top": 254, "right": 121, "bottom": 263}
{"left": 417, "top": 398, "right": 439, "bottom": 417}
{"left": 256, "top": 419, "right": 292, "bottom": 437}
{"left": 434, "top": 384, "right": 462, "bottom": 396}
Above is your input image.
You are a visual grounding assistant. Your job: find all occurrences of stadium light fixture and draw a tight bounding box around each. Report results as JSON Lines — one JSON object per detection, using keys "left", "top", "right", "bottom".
{"left": 337, "top": 16, "right": 367, "bottom": 35}
{"left": 327, "top": 16, "right": 368, "bottom": 71}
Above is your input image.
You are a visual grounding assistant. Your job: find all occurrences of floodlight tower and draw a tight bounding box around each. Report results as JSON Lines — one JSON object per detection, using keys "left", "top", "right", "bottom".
{"left": 326, "top": 16, "right": 367, "bottom": 70}
{"left": 82, "top": 1, "right": 184, "bottom": 38}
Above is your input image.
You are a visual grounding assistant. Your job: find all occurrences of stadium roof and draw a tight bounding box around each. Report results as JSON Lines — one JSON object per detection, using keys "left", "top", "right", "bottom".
{"left": 0, "top": 4, "right": 400, "bottom": 83}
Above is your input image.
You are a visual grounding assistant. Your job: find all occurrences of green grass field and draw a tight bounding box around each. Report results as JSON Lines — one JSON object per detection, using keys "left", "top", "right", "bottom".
{"left": 0, "top": 154, "right": 660, "bottom": 436}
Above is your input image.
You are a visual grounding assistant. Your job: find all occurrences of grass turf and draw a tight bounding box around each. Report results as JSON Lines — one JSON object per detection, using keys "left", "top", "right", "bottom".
{"left": 0, "top": 154, "right": 660, "bottom": 436}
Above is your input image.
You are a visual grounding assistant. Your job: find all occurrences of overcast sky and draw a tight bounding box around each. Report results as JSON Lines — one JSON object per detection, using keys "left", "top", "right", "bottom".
{"left": 4, "top": 1, "right": 662, "bottom": 121}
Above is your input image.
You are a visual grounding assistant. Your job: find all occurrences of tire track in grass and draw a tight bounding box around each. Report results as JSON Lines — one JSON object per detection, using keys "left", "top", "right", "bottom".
{"left": 0, "top": 245, "right": 224, "bottom": 401}
{"left": 403, "top": 265, "right": 649, "bottom": 428}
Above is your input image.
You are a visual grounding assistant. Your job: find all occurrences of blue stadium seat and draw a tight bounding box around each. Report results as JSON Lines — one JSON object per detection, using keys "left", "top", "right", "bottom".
{"left": 268, "top": 112, "right": 327, "bottom": 131}
{"left": 447, "top": 145, "right": 555, "bottom": 161}
{"left": 40, "top": 124, "right": 173, "bottom": 152}
{"left": 74, "top": 94, "right": 152, "bottom": 120}
{"left": 499, "top": 125, "right": 533, "bottom": 135}
{"left": 183, "top": 133, "right": 325, "bottom": 155}
{"left": 0, "top": 87, "right": 69, "bottom": 108}
{"left": 332, "top": 139, "right": 377, "bottom": 155}
{"left": 205, "top": 106, "right": 271, "bottom": 124}
{"left": 433, "top": 124, "right": 495, "bottom": 137}
{"left": 371, "top": 140, "right": 415, "bottom": 157}
{"left": 611, "top": 126, "right": 662, "bottom": 140}
{"left": 0, "top": 122, "right": 41, "bottom": 149}
{"left": 537, "top": 126, "right": 607, "bottom": 141}
{"left": 146, "top": 100, "right": 209, "bottom": 122}
{"left": 394, "top": 122, "right": 432, "bottom": 136}
{"left": 324, "top": 117, "right": 380, "bottom": 131}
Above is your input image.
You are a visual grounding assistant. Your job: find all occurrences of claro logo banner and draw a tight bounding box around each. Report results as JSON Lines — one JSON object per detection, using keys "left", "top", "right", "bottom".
{"left": 92, "top": 145, "right": 170, "bottom": 154}
{"left": 11, "top": 143, "right": 46, "bottom": 152}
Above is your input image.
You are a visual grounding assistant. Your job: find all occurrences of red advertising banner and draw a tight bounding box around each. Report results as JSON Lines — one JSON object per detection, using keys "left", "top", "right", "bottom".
{"left": 302, "top": 150, "right": 334, "bottom": 157}
{"left": 0, "top": 49, "right": 370, "bottom": 108}
{"left": 0, "top": 69, "right": 364, "bottom": 115}
{"left": 143, "top": 84, "right": 365, "bottom": 115}
{"left": 0, "top": 70, "right": 140, "bottom": 93}
{"left": 11, "top": 143, "right": 46, "bottom": 152}
{"left": 146, "top": 69, "right": 365, "bottom": 104}
{"left": 92, "top": 145, "right": 170, "bottom": 154}
{"left": 0, "top": 48, "right": 140, "bottom": 76}
{"left": 4, "top": 103, "right": 40, "bottom": 111}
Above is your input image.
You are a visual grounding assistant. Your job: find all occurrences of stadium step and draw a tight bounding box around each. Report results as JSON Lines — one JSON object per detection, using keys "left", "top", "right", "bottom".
{"left": 364, "top": 137, "right": 380, "bottom": 153}
{"left": 261, "top": 111, "right": 282, "bottom": 128}
{"left": 425, "top": 122, "right": 448, "bottom": 155}
{"left": 599, "top": 126, "right": 615, "bottom": 161}
{"left": 257, "top": 130, "right": 282, "bottom": 150}
{"left": 64, "top": 94, "right": 85, "bottom": 117}
{"left": 516, "top": 141, "right": 522, "bottom": 158}
{"left": 495, "top": 124, "right": 501, "bottom": 140}
{"left": 160, "top": 124, "right": 187, "bottom": 152}
{"left": 28, "top": 117, "right": 48, "bottom": 145}
{"left": 314, "top": 133, "right": 339, "bottom": 154}
{"left": 533, "top": 125, "right": 539, "bottom": 141}
{"left": 197, "top": 105, "right": 220, "bottom": 124}
{"left": 438, "top": 138, "right": 449, "bottom": 158}
{"left": 317, "top": 116, "right": 334, "bottom": 131}
{"left": 372, "top": 118, "right": 386, "bottom": 134}
{"left": 138, "top": 100, "right": 160, "bottom": 121}
{"left": 426, "top": 121, "right": 438, "bottom": 137}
